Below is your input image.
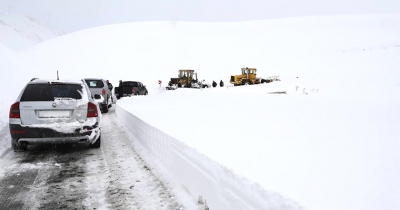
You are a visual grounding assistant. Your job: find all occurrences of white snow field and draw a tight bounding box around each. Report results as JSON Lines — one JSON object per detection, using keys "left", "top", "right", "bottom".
{"left": 0, "top": 9, "right": 64, "bottom": 50}
{"left": 1, "top": 13, "right": 400, "bottom": 210}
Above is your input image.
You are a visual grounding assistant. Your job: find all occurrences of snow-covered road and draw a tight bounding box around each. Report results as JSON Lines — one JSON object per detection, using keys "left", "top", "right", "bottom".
{"left": 0, "top": 107, "right": 191, "bottom": 210}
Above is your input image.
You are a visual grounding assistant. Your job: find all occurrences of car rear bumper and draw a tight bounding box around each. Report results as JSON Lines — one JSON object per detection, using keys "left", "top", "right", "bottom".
{"left": 9, "top": 123, "right": 100, "bottom": 145}
{"left": 17, "top": 136, "right": 91, "bottom": 145}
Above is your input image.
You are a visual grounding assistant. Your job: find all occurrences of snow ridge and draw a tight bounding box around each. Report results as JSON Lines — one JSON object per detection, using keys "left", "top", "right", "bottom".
{"left": 115, "top": 106, "right": 305, "bottom": 210}
{"left": 0, "top": 8, "right": 64, "bottom": 50}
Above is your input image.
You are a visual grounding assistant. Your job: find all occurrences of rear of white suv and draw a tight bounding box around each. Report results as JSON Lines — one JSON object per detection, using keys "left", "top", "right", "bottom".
{"left": 9, "top": 78, "right": 102, "bottom": 151}
{"left": 84, "top": 78, "right": 112, "bottom": 113}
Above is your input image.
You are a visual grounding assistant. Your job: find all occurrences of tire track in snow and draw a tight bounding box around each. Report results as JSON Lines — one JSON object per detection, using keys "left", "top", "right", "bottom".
{"left": 0, "top": 106, "right": 186, "bottom": 210}
{"left": 100, "top": 108, "right": 184, "bottom": 210}
{"left": 0, "top": 169, "right": 39, "bottom": 210}
{"left": 0, "top": 143, "right": 92, "bottom": 210}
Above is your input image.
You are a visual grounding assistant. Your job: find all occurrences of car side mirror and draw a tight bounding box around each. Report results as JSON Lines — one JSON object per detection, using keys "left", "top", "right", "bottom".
{"left": 94, "top": 94, "right": 101, "bottom": 99}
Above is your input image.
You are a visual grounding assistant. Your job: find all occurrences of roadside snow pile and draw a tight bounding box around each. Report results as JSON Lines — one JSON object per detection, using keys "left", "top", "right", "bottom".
{"left": 115, "top": 106, "right": 305, "bottom": 210}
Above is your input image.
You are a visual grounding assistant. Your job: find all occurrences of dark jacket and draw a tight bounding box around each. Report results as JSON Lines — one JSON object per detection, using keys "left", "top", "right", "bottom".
{"left": 107, "top": 82, "right": 113, "bottom": 91}
{"left": 118, "top": 81, "right": 123, "bottom": 97}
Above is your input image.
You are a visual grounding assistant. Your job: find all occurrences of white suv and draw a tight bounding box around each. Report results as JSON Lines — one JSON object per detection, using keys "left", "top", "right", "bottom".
{"left": 84, "top": 78, "right": 113, "bottom": 113}
{"left": 9, "top": 78, "right": 102, "bottom": 151}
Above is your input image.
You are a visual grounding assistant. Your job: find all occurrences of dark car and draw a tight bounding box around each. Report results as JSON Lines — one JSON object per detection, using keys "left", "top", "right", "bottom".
{"left": 115, "top": 81, "right": 148, "bottom": 98}
{"left": 9, "top": 78, "right": 102, "bottom": 151}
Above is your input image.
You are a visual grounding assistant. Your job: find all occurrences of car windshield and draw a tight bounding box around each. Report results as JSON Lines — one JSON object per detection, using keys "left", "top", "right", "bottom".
{"left": 20, "top": 84, "right": 83, "bottom": 101}
{"left": 85, "top": 80, "right": 104, "bottom": 88}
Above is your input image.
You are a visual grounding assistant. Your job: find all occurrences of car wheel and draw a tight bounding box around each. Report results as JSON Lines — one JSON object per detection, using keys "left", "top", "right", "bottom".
{"left": 102, "top": 104, "right": 109, "bottom": 113}
{"left": 11, "top": 139, "right": 27, "bottom": 152}
{"left": 90, "top": 135, "right": 101, "bottom": 148}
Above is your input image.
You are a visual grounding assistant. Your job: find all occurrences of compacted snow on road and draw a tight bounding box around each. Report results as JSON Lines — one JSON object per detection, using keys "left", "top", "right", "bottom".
{"left": 0, "top": 107, "right": 193, "bottom": 210}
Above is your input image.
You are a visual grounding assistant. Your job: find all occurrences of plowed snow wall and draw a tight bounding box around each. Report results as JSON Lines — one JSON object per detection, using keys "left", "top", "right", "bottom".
{"left": 116, "top": 105, "right": 300, "bottom": 210}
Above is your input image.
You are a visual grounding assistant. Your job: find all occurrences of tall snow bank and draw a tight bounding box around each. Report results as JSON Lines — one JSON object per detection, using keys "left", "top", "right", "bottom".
{"left": 115, "top": 106, "right": 305, "bottom": 210}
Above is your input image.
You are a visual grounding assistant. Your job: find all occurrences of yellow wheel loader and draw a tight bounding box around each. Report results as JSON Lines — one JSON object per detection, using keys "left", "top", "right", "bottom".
{"left": 168, "top": 69, "right": 199, "bottom": 88}
{"left": 230, "top": 67, "right": 261, "bottom": 86}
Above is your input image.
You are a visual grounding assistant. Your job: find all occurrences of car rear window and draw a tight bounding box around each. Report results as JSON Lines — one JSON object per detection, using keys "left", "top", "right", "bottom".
{"left": 20, "top": 84, "right": 83, "bottom": 101}
{"left": 85, "top": 80, "right": 104, "bottom": 88}
{"left": 124, "top": 82, "right": 138, "bottom": 87}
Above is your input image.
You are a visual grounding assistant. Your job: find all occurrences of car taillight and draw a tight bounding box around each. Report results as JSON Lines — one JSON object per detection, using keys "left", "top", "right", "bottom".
{"left": 87, "top": 102, "right": 98, "bottom": 117}
{"left": 11, "top": 130, "right": 26, "bottom": 134}
{"left": 9, "top": 102, "right": 20, "bottom": 118}
{"left": 132, "top": 87, "right": 134, "bottom": 93}
{"left": 102, "top": 89, "right": 106, "bottom": 96}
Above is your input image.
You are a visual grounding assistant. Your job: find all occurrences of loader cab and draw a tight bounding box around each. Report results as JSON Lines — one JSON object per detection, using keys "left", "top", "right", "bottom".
{"left": 241, "top": 67, "right": 257, "bottom": 76}
{"left": 179, "top": 70, "right": 196, "bottom": 78}
{"left": 178, "top": 69, "right": 198, "bottom": 87}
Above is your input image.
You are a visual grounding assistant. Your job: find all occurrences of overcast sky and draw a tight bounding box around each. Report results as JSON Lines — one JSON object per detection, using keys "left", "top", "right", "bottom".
{"left": 1, "top": 0, "right": 400, "bottom": 32}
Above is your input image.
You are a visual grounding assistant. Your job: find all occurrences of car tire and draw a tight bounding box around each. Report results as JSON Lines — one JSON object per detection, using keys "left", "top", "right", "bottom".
{"left": 90, "top": 135, "right": 101, "bottom": 148}
{"left": 102, "top": 104, "right": 109, "bottom": 113}
{"left": 11, "top": 139, "right": 27, "bottom": 152}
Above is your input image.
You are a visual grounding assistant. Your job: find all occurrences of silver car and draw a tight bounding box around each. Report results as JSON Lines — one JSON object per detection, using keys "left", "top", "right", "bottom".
{"left": 9, "top": 78, "right": 102, "bottom": 151}
{"left": 84, "top": 78, "right": 113, "bottom": 113}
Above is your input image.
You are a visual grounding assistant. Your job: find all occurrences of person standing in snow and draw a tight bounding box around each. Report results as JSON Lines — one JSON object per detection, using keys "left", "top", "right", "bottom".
{"left": 106, "top": 80, "right": 113, "bottom": 91}
{"left": 219, "top": 80, "right": 224, "bottom": 87}
{"left": 118, "top": 80, "right": 123, "bottom": 99}
{"left": 212, "top": 80, "right": 217, "bottom": 88}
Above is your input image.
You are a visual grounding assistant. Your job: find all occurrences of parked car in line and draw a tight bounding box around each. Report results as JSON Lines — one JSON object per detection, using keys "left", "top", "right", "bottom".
{"left": 114, "top": 81, "right": 148, "bottom": 99}
{"left": 84, "top": 78, "right": 113, "bottom": 113}
{"left": 9, "top": 78, "right": 102, "bottom": 151}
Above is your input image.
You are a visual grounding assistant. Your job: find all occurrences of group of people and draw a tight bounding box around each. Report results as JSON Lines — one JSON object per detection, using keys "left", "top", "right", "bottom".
{"left": 105, "top": 80, "right": 125, "bottom": 99}
{"left": 212, "top": 80, "right": 224, "bottom": 88}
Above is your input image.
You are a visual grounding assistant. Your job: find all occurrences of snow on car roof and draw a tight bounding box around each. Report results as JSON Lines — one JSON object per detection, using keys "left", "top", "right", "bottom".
{"left": 84, "top": 78, "right": 106, "bottom": 80}
{"left": 29, "top": 78, "right": 84, "bottom": 84}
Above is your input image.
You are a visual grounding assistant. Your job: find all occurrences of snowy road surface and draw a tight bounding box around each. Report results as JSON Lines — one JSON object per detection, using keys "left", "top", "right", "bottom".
{"left": 0, "top": 107, "right": 189, "bottom": 210}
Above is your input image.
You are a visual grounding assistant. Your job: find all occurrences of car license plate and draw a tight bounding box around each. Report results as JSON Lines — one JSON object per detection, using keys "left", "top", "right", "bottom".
{"left": 37, "top": 110, "right": 72, "bottom": 118}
